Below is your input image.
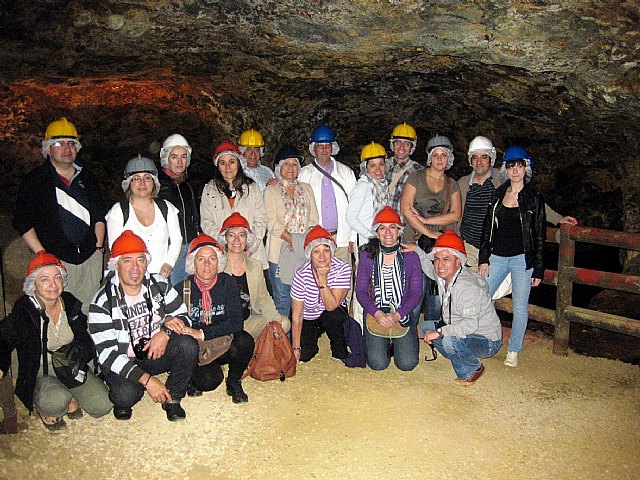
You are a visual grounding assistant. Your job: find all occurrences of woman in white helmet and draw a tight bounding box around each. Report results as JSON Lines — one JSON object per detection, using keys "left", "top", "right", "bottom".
{"left": 157, "top": 134, "right": 200, "bottom": 284}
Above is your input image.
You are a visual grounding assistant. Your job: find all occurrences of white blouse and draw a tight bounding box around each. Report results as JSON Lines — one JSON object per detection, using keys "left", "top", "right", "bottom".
{"left": 106, "top": 200, "right": 182, "bottom": 274}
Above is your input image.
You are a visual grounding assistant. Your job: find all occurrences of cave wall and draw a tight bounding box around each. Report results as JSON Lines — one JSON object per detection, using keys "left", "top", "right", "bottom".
{"left": 0, "top": 0, "right": 638, "bottom": 232}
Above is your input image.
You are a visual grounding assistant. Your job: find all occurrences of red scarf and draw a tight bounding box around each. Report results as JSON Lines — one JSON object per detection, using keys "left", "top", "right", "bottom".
{"left": 194, "top": 275, "right": 218, "bottom": 324}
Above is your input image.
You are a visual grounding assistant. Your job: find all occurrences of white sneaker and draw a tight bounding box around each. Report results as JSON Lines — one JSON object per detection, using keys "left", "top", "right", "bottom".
{"left": 504, "top": 351, "right": 519, "bottom": 367}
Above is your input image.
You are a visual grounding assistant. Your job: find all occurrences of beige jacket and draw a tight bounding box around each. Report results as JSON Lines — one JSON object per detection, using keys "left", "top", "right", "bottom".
{"left": 200, "top": 181, "right": 268, "bottom": 267}
{"left": 264, "top": 182, "right": 319, "bottom": 264}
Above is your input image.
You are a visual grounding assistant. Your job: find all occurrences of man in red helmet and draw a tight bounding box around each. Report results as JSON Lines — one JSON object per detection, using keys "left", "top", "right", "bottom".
{"left": 88, "top": 230, "right": 198, "bottom": 421}
{"left": 412, "top": 230, "right": 502, "bottom": 386}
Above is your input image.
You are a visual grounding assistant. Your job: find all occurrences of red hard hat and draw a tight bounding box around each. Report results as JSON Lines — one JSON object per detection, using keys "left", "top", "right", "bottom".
{"left": 110, "top": 230, "right": 149, "bottom": 258}
{"left": 27, "top": 251, "right": 66, "bottom": 277}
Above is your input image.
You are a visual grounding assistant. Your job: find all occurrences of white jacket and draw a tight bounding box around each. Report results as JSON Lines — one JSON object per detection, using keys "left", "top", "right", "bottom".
{"left": 298, "top": 158, "right": 357, "bottom": 248}
{"left": 345, "top": 176, "right": 375, "bottom": 247}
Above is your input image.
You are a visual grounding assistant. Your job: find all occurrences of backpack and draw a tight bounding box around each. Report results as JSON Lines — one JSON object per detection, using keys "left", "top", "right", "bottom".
{"left": 343, "top": 313, "right": 367, "bottom": 368}
{"left": 120, "top": 199, "right": 169, "bottom": 224}
{"left": 242, "top": 322, "right": 296, "bottom": 382}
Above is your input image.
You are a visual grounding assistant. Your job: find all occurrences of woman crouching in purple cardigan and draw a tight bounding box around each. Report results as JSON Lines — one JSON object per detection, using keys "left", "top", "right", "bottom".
{"left": 355, "top": 207, "right": 423, "bottom": 371}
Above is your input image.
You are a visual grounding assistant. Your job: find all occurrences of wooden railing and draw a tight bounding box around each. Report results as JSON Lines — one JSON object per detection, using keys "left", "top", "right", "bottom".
{"left": 494, "top": 225, "right": 640, "bottom": 355}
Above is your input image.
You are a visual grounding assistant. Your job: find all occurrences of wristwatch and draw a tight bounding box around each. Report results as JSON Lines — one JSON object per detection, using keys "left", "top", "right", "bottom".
{"left": 318, "top": 285, "right": 327, "bottom": 289}
{"left": 436, "top": 328, "right": 443, "bottom": 338}
{"left": 162, "top": 325, "right": 173, "bottom": 337}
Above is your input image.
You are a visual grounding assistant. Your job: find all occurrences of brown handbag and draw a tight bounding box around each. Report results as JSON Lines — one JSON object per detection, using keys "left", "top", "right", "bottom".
{"left": 242, "top": 321, "right": 296, "bottom": 382}
{"left": 182, "top": 279, "right": 233, "bottom": 366}
{"left": 198, "top": 335, "right": 233, "bottom": 366}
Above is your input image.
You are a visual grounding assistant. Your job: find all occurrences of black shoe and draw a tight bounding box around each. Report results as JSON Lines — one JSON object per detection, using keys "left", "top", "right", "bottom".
{"left": 187, "top": 384, "right": 203, "bottom": 397}
{"left": 113, "top": 405, "right": 132, "bottom": 421}
{"left": 162, "top": 402, "right": 186, "bottom": 421}
{"left": 226, "top": 381, "right": 249, "bottom": 404}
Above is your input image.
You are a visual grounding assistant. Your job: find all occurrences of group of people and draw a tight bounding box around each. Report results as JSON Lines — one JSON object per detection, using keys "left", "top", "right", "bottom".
{"left": 0, "top": 117, "right": 578, "bottom": 430}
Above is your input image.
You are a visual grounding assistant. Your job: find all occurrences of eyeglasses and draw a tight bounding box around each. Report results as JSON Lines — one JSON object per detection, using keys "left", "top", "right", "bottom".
{"left": 226, "top": 232, "right": 247, "bottom": 240}
{"left": 393, "top": 140, "right": 413, "bottom": 148}
{"left": 131, "top": 175, "right": 154, "bottom": 184}
{"left": 51, "top": 141, "right": 77, "bottom": 149}
{"left": 505, "top": 159, "right": 527, "bottom": 169}
{"left": 471, "top": 154, "right": 490, "bottom": 162}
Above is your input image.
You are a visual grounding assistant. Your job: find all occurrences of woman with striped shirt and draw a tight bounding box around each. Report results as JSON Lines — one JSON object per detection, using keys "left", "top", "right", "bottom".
{"left": 290, "top": 226, "right": 351, "bottom": 364}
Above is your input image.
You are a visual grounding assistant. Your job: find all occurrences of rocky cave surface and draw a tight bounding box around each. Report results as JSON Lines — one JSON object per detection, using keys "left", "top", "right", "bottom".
{"left": 0, "top": 1, "right": 639, "bottom": 281}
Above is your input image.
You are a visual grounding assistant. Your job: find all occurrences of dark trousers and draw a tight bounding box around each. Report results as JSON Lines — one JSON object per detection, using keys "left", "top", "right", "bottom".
{"left": 191, "top": 330, "right": 254, "bottom": 391}
{"left": 300, "top": 309, "right": 348, "bottom": 362}
{"left": 104, "top": 334, "right": 198, "bottom": 408}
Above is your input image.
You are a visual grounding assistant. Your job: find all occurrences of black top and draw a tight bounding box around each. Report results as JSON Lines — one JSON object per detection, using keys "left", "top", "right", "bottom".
{"left": 492, "top": 206, "right": 525, "bottom": 257}
{"left": 158, "top": 169, "right": 200, "bottom": 244}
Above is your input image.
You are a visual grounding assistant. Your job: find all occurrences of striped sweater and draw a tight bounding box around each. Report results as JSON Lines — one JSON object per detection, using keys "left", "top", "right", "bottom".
{"left": 88, "top": 272, "right": 189, "bottom": 382}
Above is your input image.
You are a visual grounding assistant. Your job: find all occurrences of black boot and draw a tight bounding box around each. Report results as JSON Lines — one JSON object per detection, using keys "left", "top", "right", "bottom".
{"left": 226, "top": 381, "right": 248, "bottom": 404}
{"left": 187, "top": 384, "right": 203, "bottom": 397}
{"left": 162, "top": 401, "right": 186, "bottom": 421}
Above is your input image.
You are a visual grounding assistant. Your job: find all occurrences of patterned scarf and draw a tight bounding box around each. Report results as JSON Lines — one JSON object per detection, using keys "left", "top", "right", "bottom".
{"left": 194, "top": 275, "right": 218, "bottom": 324}
{"left": 372, "top": 243, "right": 405, "bottom": 312}
{"left": 281, "top": 179, "right": 308, "bottom": 233}
{"left": 365, "top": 174, "right": 391, "bottom": 213}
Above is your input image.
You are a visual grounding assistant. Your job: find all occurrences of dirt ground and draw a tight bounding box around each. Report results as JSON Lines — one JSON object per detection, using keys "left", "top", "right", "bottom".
{"left": 1, "top": 329, "right": 639, "bottom": 480}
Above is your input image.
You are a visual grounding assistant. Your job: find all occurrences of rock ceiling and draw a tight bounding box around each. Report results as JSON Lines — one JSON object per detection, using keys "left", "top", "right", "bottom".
{"left": 1, "top": 0, "right": 639, "bottom": 232}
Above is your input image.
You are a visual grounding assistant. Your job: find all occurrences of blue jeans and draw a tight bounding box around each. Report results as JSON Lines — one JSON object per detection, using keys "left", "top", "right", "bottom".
{"left": 269, "top": 262, "right": 292, "bottom": 319}
{"left": 170, "top": 244, "right": 189, "bottom": 286}
{"left": 413, "top": 273, "right": 439, "bottom": 333}
{"left": 364, "top": 314, "right": 419, "bottom": 371}
{"left": 485, "top": 254, "right": 533, "bottom": 353}
{"left": 432, "top": 334, "right": 502, "bottom": 380}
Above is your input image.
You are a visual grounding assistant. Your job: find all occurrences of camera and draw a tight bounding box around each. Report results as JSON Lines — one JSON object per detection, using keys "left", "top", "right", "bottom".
{"left": 133, "top": 337, "right": 150, "bottom": 360}
{"left": 434, "top": 319, "right": 447, "bottom": 330}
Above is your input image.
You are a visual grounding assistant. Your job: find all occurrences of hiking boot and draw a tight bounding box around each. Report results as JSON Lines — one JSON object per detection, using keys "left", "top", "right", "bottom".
{"left": 453, "top": 364, "right": 485, "bottom": 387}
{"left": 504, "top": 351, "right": 519, "bottom": 368}
{"left": 226, "top": 381, "right": 248, "bottom": 404}
{"left": 162, "top": 402, "right": 186, "bottom": 421}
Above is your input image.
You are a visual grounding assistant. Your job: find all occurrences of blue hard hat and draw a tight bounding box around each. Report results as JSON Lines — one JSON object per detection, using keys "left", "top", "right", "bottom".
{"left": 504, "top": 145, "right": 533, "bottom": 168}
{"left": 309, "top": 124, "right": 337, "bottom": 143}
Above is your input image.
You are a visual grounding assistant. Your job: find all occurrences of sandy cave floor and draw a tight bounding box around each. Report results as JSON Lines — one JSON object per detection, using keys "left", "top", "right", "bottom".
{"left": 1, "top": 330, "right": 639, "bottom": 480}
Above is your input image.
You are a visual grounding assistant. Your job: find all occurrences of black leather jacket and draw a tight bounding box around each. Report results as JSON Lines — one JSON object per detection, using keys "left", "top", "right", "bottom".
{"left": 479, "top": 181, "right": 546, "bottom": 279}
{"left": 158, "top": 169, "right": 200, "bottom": 245}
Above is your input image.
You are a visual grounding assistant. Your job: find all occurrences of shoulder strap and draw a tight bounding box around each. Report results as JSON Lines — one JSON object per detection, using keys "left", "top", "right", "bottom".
{"left": 154, "top": 198, "right": 169, "bottom": 222}
{"left": 182, "top": 279, "right": 191, "bottom": 314}
{"left": 312, "top": 161, "right": 349, "bottom": 199}
{"left": 119, "top": 200, "right": 129, "bottom": 224}
{"left": 388, "top": 162, "right": 412, "bottom": 192}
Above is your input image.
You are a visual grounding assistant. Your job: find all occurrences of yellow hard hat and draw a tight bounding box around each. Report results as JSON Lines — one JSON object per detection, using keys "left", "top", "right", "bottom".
{"left": 390, "top": 122, "right": 417, "bottom": 142}
{"left": 45, "top": 117, "right": 79, "bottom": 141}
{"left": 238, "top": 128, "right": 264, "bottom": 148}
{"left": 360, "top": 142, "right": 387, "bottom": 162}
